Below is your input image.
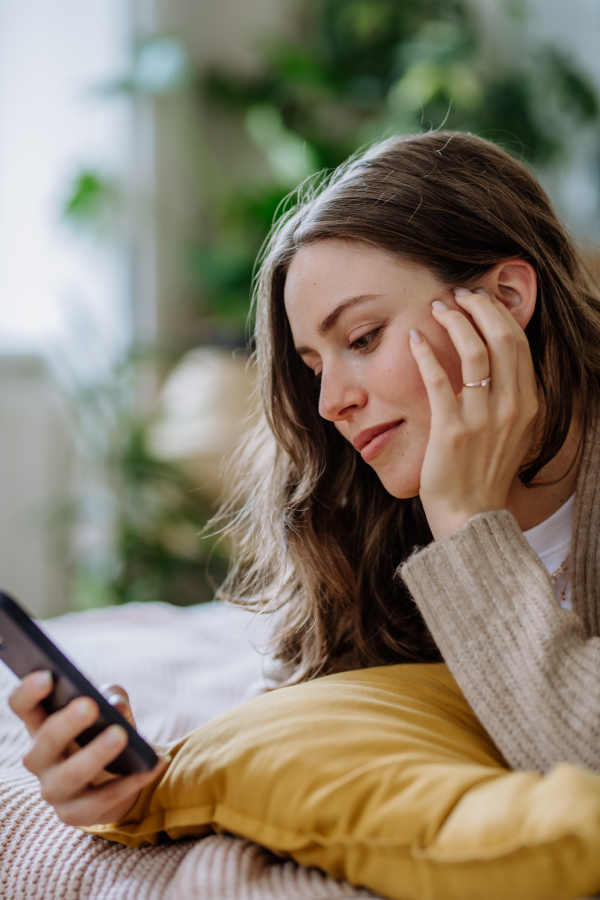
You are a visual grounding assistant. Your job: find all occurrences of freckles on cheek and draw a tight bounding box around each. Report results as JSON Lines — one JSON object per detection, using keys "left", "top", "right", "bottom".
{"left": 387, "top": 360, "right": 429, "bottom": 406}
{"left": 427, "top": 330, "right": 464, "bottom": 395}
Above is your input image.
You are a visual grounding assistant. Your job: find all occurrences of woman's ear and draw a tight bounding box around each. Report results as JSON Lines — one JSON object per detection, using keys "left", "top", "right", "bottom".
{"left": 479, "top": 260, "right": 537, "bottom": 330}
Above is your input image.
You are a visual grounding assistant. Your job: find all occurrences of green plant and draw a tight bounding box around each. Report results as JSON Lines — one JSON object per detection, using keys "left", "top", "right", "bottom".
{"left": 66, "top": 0, "right": 599, "bottom": 339}
{"left": 189, "top": 0, "right": 598, "bottom": 333}
{"left": 63, "top": 353, "right": 228, "bottom": 609}
{"left": 108, "top": 425, "right": 228, "bottom": 607}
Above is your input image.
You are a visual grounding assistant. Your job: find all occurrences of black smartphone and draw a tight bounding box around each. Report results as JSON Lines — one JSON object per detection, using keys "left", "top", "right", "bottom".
{"left": 0, "top": 590, "right": 158, "bottom": 776}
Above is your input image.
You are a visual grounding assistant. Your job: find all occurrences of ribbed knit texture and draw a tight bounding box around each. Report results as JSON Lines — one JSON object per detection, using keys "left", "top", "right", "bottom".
{"left": 400, "top": 404, "right": 600, "bottom": 775}
{"left": 0, "top": 601, "right": 373, "bottom": 900}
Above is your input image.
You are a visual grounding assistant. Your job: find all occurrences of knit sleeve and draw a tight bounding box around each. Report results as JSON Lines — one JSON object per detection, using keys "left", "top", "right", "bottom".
{"left": 399, "top": 509, "right": 600, "bottom": 774}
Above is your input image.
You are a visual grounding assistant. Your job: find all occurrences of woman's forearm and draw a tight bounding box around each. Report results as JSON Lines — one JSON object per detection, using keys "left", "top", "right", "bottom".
{"left": 400, "top": 509, "right": 600, "bottom": 774}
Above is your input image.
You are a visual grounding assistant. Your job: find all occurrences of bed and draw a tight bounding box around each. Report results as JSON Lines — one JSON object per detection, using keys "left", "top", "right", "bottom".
{"left": 0, "top": 600, "right": 375, "bottom": 899}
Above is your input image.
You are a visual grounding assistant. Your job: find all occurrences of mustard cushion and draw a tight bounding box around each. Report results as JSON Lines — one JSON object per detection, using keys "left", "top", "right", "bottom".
{"left": 86, "top": 664, "right": 600, "bottom": 900}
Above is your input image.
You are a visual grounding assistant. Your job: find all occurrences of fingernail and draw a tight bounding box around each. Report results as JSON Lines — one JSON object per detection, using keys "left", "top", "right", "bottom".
{"left": 104, "top": 725, "right": 126, "bottom": 747}
{"left": 33, "top": 670, "right": 53, "bottom": 689}
{"left": 165, "top": 752, "right": 172, "bottom": 763}
{"left": 474, "top": 288, "right": 493, "bottom": 301}
{"left": 432, "top": 300, "right": 449, "bottom": 311}
{"left": 76, "top": 698, "right": 95, "bottom": 719}
{"left": 453, "top": 287, "right": 470, "bottom": 295}
{"left": 409, "top": 328, "right": 423, "bottom": 343}
{"left": 106, "top": 693, "right": 128, "bottom": 708}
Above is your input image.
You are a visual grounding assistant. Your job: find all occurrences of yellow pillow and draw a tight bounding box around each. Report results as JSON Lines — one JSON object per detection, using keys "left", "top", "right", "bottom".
{"left": 86, "top": 664, "right": 600, "bottom": 900}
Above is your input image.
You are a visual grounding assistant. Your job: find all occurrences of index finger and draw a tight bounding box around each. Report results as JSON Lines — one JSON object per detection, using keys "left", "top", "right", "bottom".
{"left": 409, "top": 328, "right": 458, "bottom": 425}
{"left": 8, "top": 670, "right": 54, "bottom": 736}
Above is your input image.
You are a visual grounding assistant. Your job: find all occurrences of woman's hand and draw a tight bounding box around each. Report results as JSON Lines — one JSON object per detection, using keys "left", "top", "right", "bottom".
{"left": 8, "top": 671, "right": 168, "bottom": 827}
{"left": 409, "top": 288, "right": 539, "bottom": 540}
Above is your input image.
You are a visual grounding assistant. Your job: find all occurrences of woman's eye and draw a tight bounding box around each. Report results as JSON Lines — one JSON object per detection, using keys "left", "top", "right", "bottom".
{"left": 348, "top": 328, "right": 381, "bottom": 352}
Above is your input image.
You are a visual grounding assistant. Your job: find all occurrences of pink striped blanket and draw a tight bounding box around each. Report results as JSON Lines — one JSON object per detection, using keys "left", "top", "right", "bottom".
{"left": 0, "top": 601, "right": 373, "bottom": 899}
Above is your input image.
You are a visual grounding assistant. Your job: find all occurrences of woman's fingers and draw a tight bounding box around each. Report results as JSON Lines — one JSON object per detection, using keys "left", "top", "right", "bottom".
{"left": 23, "top": 696, "right": 99, "bottom": 774}
{"left": 415, "top": 284, "right": 540, "bottom": 540}
{"left": 452, "top": 289, "right": 519, "bottom": 394}
{"left": 498, "top": 301, "right": 538, "bottom": 401}
{"left": 486, "top": 295, "right": 538, "bottom": 406}
{"left": 9, "top": 670, "right": 54, "bottom": 736}
{"left": 431, "top": 298, "right": 492, "bottom": 387}
{"left": 10, "top": 672, "right": 164, "bottom": 828}
{"left": 409, "top": 329, "right": 457, "bottom": 424}
{"left": 453, "top": 289, "right": 539, "bottom": 422}
{"left": 430, "top": 299, "right": 493, "bottom": 420}
{"left": 9, "top": 675, "right": 136, "bottom": 737}
{"left": 36, "top": 723, "right": 130, "bottom": 805}
{"left": 53, "top": 757, "right": 169, "bottom": 827}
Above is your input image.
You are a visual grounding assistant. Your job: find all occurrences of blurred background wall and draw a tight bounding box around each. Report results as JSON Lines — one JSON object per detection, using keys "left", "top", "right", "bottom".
{"left": 1, "top": 0, "right": 599, "bottom": 618}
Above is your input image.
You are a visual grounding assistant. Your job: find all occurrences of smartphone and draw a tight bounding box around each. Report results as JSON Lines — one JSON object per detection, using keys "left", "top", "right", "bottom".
{"left": 0, "top": 590, "right": 158, "bottom": 776}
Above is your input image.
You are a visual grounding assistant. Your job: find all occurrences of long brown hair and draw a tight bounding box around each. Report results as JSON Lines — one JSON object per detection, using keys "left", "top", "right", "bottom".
{"left": 214, "top": 131, "right": 600, "bottom": 684}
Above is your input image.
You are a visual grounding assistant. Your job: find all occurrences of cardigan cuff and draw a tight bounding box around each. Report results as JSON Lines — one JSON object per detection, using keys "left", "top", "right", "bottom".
{"left": 398, "top": 509, "right": 589, "bottom": 772}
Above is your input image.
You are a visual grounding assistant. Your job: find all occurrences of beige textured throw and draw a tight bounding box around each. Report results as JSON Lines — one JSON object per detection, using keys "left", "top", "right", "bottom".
{"left": 401, "top": 404, "right": 600, "bottom": 775}
{"left": 0, "top": 601, "right": 373, "bottom": 900}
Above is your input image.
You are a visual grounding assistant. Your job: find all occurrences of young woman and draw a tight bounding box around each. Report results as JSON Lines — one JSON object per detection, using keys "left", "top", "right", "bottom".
{"left": 9, "top": 131, "right": 600, "bottom": 829}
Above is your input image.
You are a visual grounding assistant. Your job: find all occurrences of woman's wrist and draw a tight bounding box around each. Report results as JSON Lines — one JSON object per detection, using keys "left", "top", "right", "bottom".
{"left": 425, "top": 505, "right": 499, "bottom": 541}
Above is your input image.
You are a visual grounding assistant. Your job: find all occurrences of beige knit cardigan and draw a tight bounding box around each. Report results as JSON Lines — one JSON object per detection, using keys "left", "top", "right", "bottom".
{"left": 400, "top": 405, "right": 600, "bottom": 775}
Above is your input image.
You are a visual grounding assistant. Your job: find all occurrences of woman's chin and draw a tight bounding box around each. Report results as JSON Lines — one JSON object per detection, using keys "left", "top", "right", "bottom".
{"left": 372, "top": 462, "right": 421, "bottom": 500}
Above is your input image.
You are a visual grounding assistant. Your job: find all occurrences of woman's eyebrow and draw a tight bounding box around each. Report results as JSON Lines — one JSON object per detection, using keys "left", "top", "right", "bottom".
{"left": 295, "top": 293, "right": 383, "bottom": 356}
{"left": 318, "top": 293, "right": 382, "bottom": 336}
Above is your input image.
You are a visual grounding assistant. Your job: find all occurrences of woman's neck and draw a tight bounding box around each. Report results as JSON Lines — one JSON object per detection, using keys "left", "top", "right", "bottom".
{"left": 506, "top": 413, "right": 582, "bottom": 532}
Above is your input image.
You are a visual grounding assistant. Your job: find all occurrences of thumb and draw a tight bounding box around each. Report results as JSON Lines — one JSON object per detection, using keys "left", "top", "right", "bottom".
{"left": 99, "top": 683, "right": 136, "bottom": 729}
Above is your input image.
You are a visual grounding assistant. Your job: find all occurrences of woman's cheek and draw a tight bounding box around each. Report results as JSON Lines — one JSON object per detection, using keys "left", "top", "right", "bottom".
{"left": 383, "top": 347, "right": 429, "bottom": 405}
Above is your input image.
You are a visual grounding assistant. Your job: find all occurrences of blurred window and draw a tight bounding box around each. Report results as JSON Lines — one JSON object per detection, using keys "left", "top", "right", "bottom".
{"left": 0, "top": 0, "right": 131, "bottom": 368}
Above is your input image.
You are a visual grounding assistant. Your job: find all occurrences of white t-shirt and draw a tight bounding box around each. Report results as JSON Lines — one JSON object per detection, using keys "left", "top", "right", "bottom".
{"left": 522, "top": 492, "right": 575, "bottom": 611}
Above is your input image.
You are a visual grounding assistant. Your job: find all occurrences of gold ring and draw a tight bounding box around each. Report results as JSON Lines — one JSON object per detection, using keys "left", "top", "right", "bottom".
{"left": 463, "top": 377, "right": 491, "bottom": 388}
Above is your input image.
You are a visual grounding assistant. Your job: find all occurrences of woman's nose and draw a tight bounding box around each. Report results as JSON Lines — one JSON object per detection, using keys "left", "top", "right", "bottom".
{"left": 318, "top": 366, "right": 366, "bottom": 422}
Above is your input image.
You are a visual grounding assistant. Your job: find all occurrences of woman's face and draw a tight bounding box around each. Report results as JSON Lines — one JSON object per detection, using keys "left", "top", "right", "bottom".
{"left": 284, "top": 239, "right": 465, "bottom": 499}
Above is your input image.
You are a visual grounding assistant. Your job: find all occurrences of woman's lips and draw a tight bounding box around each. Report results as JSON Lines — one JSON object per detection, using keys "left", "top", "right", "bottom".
{"left": 354, "top": 420, "right": 405, "bottom": 463}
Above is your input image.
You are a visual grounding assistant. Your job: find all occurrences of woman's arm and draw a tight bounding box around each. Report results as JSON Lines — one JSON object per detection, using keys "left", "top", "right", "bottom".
{"left": 406, "top": 288, "right": 600, "bottom": 773}
{"left": 400, "top": 509, "right": 600, "bottom": 773}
